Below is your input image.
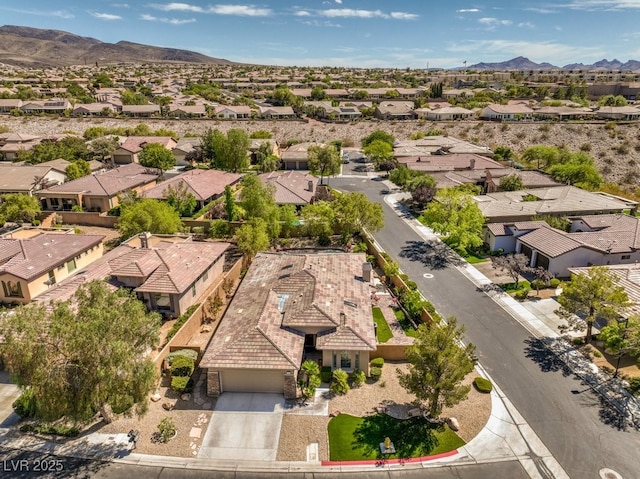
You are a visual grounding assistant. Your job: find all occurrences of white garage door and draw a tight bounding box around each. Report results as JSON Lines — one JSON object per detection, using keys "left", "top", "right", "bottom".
{"left": 221, "top": 369, "right": 285, "bottom": 394}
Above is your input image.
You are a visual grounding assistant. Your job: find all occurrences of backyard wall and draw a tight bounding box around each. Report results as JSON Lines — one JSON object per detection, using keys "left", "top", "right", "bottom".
{"left": 371, "top": 344, "right": 407, "bottom": 361}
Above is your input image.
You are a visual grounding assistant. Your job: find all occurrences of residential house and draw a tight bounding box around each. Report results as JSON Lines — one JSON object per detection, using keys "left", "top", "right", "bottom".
{"left": 173, "top": 137, "right": 201, "bottom": 166}
{"left": 595, "top": 106, "right": 640, "bottom": 121}
{"left": 213, "top": 105, "right": 251, "bottom": 119}
{"left": 394, "top": 137, "right": 494, "bottom": 158}
{"left": 121, "top": 105, "right": 161, "bottom": 118}
{"left": 36, "top": 163, "right": 160, "bottom": 212}
{"left": 480, "top": 104, "right": 534, "bottom": 120}
{"left": 0, "top": 99, "right": 22, "bottom": 113}
{"left": 483, "top": 169, "right": 560, "bottom": 193}
{"left": 0, "top": 165, "right": 66, "bottom": 196}
{"left": 168, "top": 104, "right": 207, "bottom": 118}
{"left": 112, "top": 136, "right": 177, "bottom": 165}
{"left": 0, "top": 232, "right": 105, "bottom": 305}
{"left": 34, "top": 233, "right": 230, "bottom": 317}
{"left": 20, "top": 99, "right": 71, "bottom": 114}
{"left": 474, "top": 186, "right": 635, "bottom": 223}
{"left": 0, "top": 133, "right": 42, "bottom": 161}
{"left": 142, "top": 169, "right": 242, "bottom": 210}
{"left": 532, "top": 106, "right": 595, "bottom": 121}
{"left": 258, "top": 171, "right": 318, "bottom": 207}
{"left": 259, "top": 106, "right": 296, "bottom": 120}
{"left": 419, "top": 106, "right": 474, "bottom": 121}
{"left": 249, "top": 139, "right": 281, "bottom": 164}
{"left": 374, "top": 102, "right": 416, "bottom": 120}
{"left": 200, "top": 253, "right": 377, "bottom": 398}
{"left": 281, "top": 142, "right": 322, "bottom": 170}
{"left": 72, "top": 103, "right": 117, "bottom": 116}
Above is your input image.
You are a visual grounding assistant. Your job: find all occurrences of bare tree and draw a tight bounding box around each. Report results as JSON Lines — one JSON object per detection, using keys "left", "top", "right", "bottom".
{"left": 490, "top": 253, "right": 530, "bottom": 287}
{"left": 532, "top": 266, "right": 554, "bottom": 295}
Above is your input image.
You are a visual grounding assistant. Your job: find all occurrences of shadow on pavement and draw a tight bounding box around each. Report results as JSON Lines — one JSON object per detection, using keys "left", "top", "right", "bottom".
{"left": 523, "top": 337, "right": 572, "bottom": 376}
{"left": 399, "top": 240, "right": 465, "bottom": 270}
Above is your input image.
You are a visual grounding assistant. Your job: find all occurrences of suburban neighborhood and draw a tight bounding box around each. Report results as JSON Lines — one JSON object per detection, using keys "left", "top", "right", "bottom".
{"left": 1, "top": 48, "right": 640, "bottom": 479}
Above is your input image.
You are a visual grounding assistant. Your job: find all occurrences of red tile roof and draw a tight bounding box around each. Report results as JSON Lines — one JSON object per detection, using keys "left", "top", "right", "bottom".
{"left": 143, "top": 169, "right": 242, "bottom": 202}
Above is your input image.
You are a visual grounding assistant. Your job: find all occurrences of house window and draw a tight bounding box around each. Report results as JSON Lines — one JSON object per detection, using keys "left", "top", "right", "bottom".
{"left": 191, "top": 284, "right": 197, "bottom": 297}
{"left": 622, "top": 255, "right": 631, "bottom": 260}
{"left": 202, "top": 269, "right": 208, "bottom": 282}
{"left": 332, "top": 352, "right": 337, "bottom": 369}
{"left": 340, "top": 351, "right": 351, "bottom": 369}
{"left": 66, "top": 259, "right": 77, "bottom": 273}
{"left": 47, "top": 270, "right": 56, "bottom": 286}
{"left": 3, "top": 280, "right": 23, "bottom": 298}
{"left": 355, "top": 352, "right": 360, "bottom": 370}
{"left": 155, "top": 293, "right": 171, "bottom": 311}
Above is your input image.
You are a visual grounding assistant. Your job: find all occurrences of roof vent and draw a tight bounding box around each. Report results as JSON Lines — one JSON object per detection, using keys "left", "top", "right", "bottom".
{"left": 343, "top": 300, "right": 358, "bottom": 308}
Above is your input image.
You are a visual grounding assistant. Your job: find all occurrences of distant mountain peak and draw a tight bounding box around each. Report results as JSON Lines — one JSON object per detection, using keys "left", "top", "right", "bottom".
{"left": 468, "top": 56, "right": 640, "bottom": 72}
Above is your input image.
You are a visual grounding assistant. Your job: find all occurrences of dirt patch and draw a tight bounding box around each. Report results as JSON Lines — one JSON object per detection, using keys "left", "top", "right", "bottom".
{"left": 581, "top": 342, "right": 640, "bottom": 380}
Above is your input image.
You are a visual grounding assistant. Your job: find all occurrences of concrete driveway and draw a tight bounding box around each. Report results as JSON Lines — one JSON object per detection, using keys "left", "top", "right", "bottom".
{"left": 198, "top": 393, "right": 285, "bottom": 461}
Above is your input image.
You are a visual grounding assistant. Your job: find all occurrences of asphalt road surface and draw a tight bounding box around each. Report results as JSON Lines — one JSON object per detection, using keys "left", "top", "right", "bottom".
{"left": 333, "top": 176, "right": 640, "bottom": 479}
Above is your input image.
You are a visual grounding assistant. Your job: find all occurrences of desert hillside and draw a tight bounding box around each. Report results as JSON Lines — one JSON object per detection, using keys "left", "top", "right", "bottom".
{"left": 1, "top": 116, "right": 638, "bottom": 187}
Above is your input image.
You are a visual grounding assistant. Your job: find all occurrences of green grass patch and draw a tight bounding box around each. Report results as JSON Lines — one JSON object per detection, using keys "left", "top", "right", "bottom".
{"left": 372, "top": 307, "right": 393, "bottom": 343}
{"left": 328, "top": 413, "right": 465, "bottom": 461}
{"left": 499, "top": 280, "right": 531, "bottom": 292}
{"left": 394, "top": 308, "right": 418, "bottom": 338}
{"left": 464, "top": 253, "right": 488, "bottom": 264}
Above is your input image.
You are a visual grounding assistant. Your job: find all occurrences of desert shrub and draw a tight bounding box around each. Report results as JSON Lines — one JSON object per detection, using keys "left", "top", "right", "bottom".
{"left": 209, "top": 219, "right": 232, "bottom": 238}
{"left": 320, "top": 366, "right": 332, "bottom": 383}
{"left": 330, "top": 369, "right": 350, "bottom": 395}
{"left": 170, "top": 376, "right": 194, "bottom": 394}
{"left": 351, "top": 370, "right": 366, "bottom": 388}
{"left": 473, "top": 377, "right": 493, "bottom": 393}
{"left": 530, "top": 279, "right": 546, "bottom": 290}
{"left": 20, "top": 423, "right": 79, "bottom": 437}
{"left": 170, "top": 356, "right": 195, "bottom": 377}
{"left": 369, "top": 367, "right": 382, "bottom": 381}
{"left": 626, "top": 377, "right": 640, "bottom": 396}
{"left": 166, "top": 349, "right": 198, "bottom": 364}
{"left": 370, "top": 357, "right": 385, "bottom": 368}
{"left": 514, "top": 287, "right": 530, "bottom": 300}
{"left": 549, "top": 278, "right": 560, "bottom": 288}
{"left": 157, "top": 417, "right": 176, "bottom": 443}
{"left": 12, "top": 389, "right": 37, "bottom": 418}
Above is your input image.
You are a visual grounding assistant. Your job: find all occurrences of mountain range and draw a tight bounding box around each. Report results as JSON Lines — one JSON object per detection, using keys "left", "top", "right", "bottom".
{"left": 468, "top": 56, "right": 640, "bottom": 72}
{"left": 0, "top": 25, "right": 232, "bottom": 67}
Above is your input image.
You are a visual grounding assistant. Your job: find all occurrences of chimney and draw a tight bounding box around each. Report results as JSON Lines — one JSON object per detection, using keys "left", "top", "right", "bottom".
{"left": 362, "top": 262, "right": 373, "bottom": 282}
{"left": 469, "top": 157, "right": 476, "bottom": 170}
{"left": 139, "top": 231, "right": 152, "bottom": 249}
{"left": 308, "top": 180, "right": 314, "bottom": 192}
{"left": 340, "top": 312, "right": 346, "bottom": 327}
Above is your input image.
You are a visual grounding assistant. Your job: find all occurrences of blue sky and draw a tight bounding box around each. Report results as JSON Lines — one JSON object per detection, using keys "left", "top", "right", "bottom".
{"left": 1, "top": 1, "right": 639, "bottom": 68}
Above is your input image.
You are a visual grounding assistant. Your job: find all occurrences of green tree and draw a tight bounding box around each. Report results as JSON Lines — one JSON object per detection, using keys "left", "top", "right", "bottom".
{"left": 490, "top": 253, "right": 530, "bottom": 288}
{"left": 361, "top": 130, "right": 395, "bottom": 149}
{"left": 239, "top": 175, "right": 280, "bottom": 238}
{"left": 398, "top": 318, "right": 476, "bottom": 418}
{"left": 308, "top": 144, "right": 341, "bottom": 183}
{"left": 202, "top": 128, "right": 250, "bottom": 172}
{"left": 548, "top": 153, "right": 602, "bottom": 190}
{"left": 599, "top": 315, "right": 640, "bottom": 361}
{"left": 121, "top": 89, "right": 149, "bottom": 105}
{"left": 420, "top": 188, "right": 484, "bottom": 254}
{"left": 310, "top": 86, "right": 326, "bottom": 101}
{"left": 235, "top": 218, "right": 270, "bottom": 260}
{"left": 0, "top": 193, "right": 41, "bottom": 224}
{"left": 300, "top": 201, "right": 335, "bottom": 243}
{"left": 250, "top": 130, "right": 272, "bottom": 139}
{"left": 138, "top": 143, "right": 176, "bottom": 171}
{"left": 557, "top": 266, "right": 631, "bottom": 342}
{"left": 363, "top": 139, "right": 393, "bottom": 164}
{"left": 88, "top": 136, "right": 119, "bottom": 162}
{"left": 18, "top": 136, "right": 89, "bottom": 165}
{"left": 65, "top": 159, "right": 92, "bottom": 180}
{"left": 279, "top": 204, "right": 298, "bottom": 238}
{"left": 332, "top": 192, "right": 384, "bottom": 241}
{"left": 165, "top": 181, "right": 197, "bottom": 217}
{"left": 522, "top": 145, "right": 562, "bottom": 170}
{"left": 599, "top": 95, "right": 628, "bottom": 106}
{"left": 116, "top": 199, "right": 182, "bottom": 239}
{"left": 0, "top": 280, "right": 159, "bottom": 423}
{"left": 224, "top": 185, "right": 237, "bottom": 221}
{"left": 499, "top": 174, "right": 525, "bottom": 191}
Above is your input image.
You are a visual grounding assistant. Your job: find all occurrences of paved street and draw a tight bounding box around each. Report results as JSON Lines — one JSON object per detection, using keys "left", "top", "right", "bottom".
{"left": 333, "top": 176, "right": 640, "bottom": 479}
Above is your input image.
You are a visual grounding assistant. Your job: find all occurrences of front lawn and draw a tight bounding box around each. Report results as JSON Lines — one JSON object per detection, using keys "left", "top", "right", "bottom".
{"left": 328, "top": 413, "right": 465, "bottom": 461}
{"left": 372, "top": 307, "right": 393, "bottom": 343}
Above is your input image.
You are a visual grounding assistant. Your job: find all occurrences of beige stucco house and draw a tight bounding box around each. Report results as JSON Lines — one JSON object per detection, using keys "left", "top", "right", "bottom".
{"left": 112, "top": 136, "right": 177, "bottom": 165}
{"left": 0, "top": 232, "right": 104, "bottom": 305}
{"left": 200, "top": 253, "right": 377, "bottom": 399}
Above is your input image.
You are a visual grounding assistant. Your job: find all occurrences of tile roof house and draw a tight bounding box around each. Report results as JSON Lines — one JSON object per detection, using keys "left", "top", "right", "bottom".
{"left": 0, "top": 133, "right": 42, "bottom": 161}
{"left": 480, "top": 104, "right": 534, "bottom": 120}
{"left": 112, "top": 136, "right": 177, "bottom": 165}
{"left": 474, "top": 186, "right": 634, "bottom": 223}
{"left": 595, "top": 106, "right": 640, "bottom": 121}
{"left": 374, "top": 102, "right": 416, "bottom": 120}
{"left": 200, "top": 253, "right": 377, "bottom": 398}
{"left": 121, "top": 104, "right": 161, "bottom": 118}
{"left": 281, "top": 142, "right": 324, "bottom": 170}
{"left": 393, "top": 137, "right": 494, "bottom": 158}
{"left": 258, "top": 171, "right": 318, "bottom": 206}
{"left": 142, "top": 169, "right": 242, "bottom": 210}
{"left": 213, "top": 105, "right": 251, "bottom": 119}
{"left": 72, "top": 103, "right": 118, "bottom": 116}
{"left": 0, "top": 164, "right": 66, "bottom": 195}
{"left": 35, "top": 233, "right": 230, "bottom": 317}
{"left": 420, "top": 106, "right": 474, "bottom": 121}
{"left": 485, "top": 214, "right": 640, "bottom": 277}
{"left": 36, "top": 163, "right": 160, "bottom": 213}
{"left": 0, "top": 232, "right": 104, "bottom": 304}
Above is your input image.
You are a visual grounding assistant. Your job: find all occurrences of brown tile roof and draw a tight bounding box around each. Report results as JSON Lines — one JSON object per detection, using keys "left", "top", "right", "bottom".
{"left": 119, "top": 136, "right": 174, "bottom": 154}
{"left": 258, "top": 171, "right": 317, "bottom": 205}
{"left": 200, "top": 253, "right": 376, "bottom": 371}
{"left": 0, "top": 234, "right": 104, "bottom": 281}
{"left": 142, "top": 169, "right": 242, "bottom": 202}
{"left": 518, "top": 226, "right": 582, "bottom": 258}
{"left": 38, "top": 163, "right": 159, "bottom": 197}
{"left": 0, "top": 165, "right": 62, "bottom": 192}
{"left": 485, "top": 223, "right": 510, "bottom": 236}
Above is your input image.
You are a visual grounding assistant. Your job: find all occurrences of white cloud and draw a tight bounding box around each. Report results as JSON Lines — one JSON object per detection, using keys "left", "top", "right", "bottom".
{"left": 335, "top": 0, "right": 343, "bottom": 3}
{"left": 0, "top": 7, "right": 74, "bottom": 19}
{"left": 518, "top": 21, "right": 535, "bottom": 28}
{"left": 151, "top": 3, "right": 271, "bottom": 16}
{"left": 294, "top": 10, "right": 312, "bottom": 17}
{"left": 141, "top": 13, "right": 196, "bottom": 24}
{"left": 111, "top": 3, "right": 130, "bottom": 8}
{"left": 301, "top": 20, "right": 343, "bottom": 28}
{"left": 478, "top": 17, "right": 512, "bottom": 26}
{"left": 90, "top": 12, "right": 123, "bottom": 21}
{"left": 562, "top": 0, "right": 640, "bottom": 10}
{"left": 524, "top": 7, "right": 556, "bottom": 13}
{"left": 456, "top": 8, "right": 480, "bottom": 12}
{"left": 390, "top": 12, "right": 419, "bottom": 20}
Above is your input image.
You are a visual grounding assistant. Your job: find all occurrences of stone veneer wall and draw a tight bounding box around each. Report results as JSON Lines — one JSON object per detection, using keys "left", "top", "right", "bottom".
{"left": 283, "top": 370, "right": 299, "bottom": 400}
{"left": 207, "top": 370, "right": 221, "bottom": 397}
